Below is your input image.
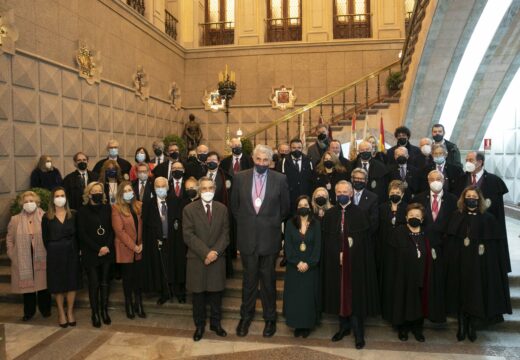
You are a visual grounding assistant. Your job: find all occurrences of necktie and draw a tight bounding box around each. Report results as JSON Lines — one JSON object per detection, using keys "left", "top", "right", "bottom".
{"left": 294, "top": 159, "right": 300, "bottom": 172}
{"left": 81, "top": 173, "right": 86, "bottom": 188}
{"left": 400, "top": 165, "right": 406, "bottom": 180}
{"left": 472, "top": 174, "right": 477, "bottom": 185}
{"left": 432, "top": 194, "right": 439, "bottom": 221}
{"left": 206, "top": 203, "right": 212, "bottom": 223}
{"left": 355, "top": 192, "right": 361, "bottom": 205}
{"left": 175, "top": 181, "right": 180, "bottom": 197}
{"left": 209, "top": 172, "right": 214, "bottom": 181}
{"left": 139, "top": 181, "right": 145, "bottom": 199}
{"left": 233, "top": 158, "right": 240, "bottom": 173}
{"left": 362, "top": 162, "right": 368, "bottom": 171}
{"left": 161, "top": 201, "right": 167, "bottom": 217}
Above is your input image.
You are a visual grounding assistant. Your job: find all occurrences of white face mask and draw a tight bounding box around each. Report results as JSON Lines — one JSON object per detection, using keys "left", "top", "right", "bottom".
{"left": 464, "top": 161, "right": 476, "bottom": 173}
{"left": 429, "top": 180, "right": 443, "bottom": 193}
{"left": 421, "top": 145, "right": 431, "bottom": 156}
{"left": 200, "top": 191, "right": 215, "bottom": 202}
{"left": 45, "top": 161, "right": 52, "bottom": 170}
{"left": 54, "top": 197, "right": 66, "bottom": 208}
{"left": 23, "top": 201, "right": 37, "bottom": 213}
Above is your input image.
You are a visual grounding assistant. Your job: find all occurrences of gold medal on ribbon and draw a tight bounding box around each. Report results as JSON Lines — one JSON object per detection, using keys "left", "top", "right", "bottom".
{"left": 464, "top": 237, "right": 470, "bottom": 247}
{"left": 299, "top": 242, "right": 306, "bottom": 252}
{"left": 417, "top": 249, "right": 421, "bottom": 259}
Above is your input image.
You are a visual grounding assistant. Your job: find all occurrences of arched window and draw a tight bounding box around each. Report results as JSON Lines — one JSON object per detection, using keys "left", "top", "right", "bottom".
{"left": 333, "top": 0, "right": 371, "bottom": 39}
{"left": 201, "top": 0, "right": 235, "bottom": 46}
{"left": 266, "top": 0, "right": 302, "bottom": 42}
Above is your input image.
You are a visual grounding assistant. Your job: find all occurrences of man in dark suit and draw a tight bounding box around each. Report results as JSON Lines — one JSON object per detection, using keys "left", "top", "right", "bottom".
{"left": 185, "top": 144, "right": 209, "bottom": 180}
{"left": 276, "top": 138, "right": 314, "bottom": 213}
{"left": 183, "top": 177, "right": 230, "bottom": 341}
{"left": 387, "top": 126, "right": 421, "bottom": 165}
{"left": 348, "top": 141, "right": 388, "bottom": 203}
{"left": 456, "top": 151, "right": 511, "bottom": 273}
{"left": 93, "top": 139, "right": 132, "bottom": 177}
{"left": 231, "top": 145, "right": 290, "bottom": 338}
{"left": 132, "top": 163, "right": 154, "bottom": 205}
{"left": 150, "top": 140, "right": 166, "bottom": 166}
{"left": 307, "top": 124, "right": 330, "bottom": 167}
{"left": 350, "top": 168, "right": 379, "bottom": 233}
{"left": 387, "top": 146, "right": 420, "bottom": 202}
{"left": 152, "top": 142, "right": 182, "bottom": 181}
{"left": 330, "top": 139, "right": 350, "bottom": 167}
{"left": 63, "top": 151, "right": 99, "bottom": 210}
{"left": 220, "top": 138, "right": 254, "bottom": 177}
{"left": 432, "top": 124, "right": 462, "bottom": 168}
{"left": 420, "top": 143, "right": 463, "bottom": 195}
{"left": 205, "top": 151, "right": 230, "bottom": 205}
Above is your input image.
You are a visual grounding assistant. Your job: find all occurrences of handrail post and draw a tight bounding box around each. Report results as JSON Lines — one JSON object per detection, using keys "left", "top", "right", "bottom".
{"left": 365, "top": 80, "right": 369, "bottom": 109}
{"left": 354, "top": 85, "right": 358, "bottom": 113}
{"left": 286, "top": 121, "right": 289, "bottom": 142}
{"left": 377, "top": 74, "right": 381, "bottom": 103}
{"left": 275, "top": 124, "right": 279, "bottom": 147}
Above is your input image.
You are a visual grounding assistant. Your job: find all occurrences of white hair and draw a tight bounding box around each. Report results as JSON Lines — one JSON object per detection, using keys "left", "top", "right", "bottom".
{"left": 253, "top": 144, "right": 273, "bottom": 159}
{"left": 154, "top": 176, "right": 169, "bottom": 189}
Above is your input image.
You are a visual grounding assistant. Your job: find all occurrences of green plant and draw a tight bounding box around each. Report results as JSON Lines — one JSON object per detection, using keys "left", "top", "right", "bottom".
{"left": 10, "top": 188, "right": 52, "bottom": 216}
{"left": 241, "top": 137, "right": 253, "bottom": 156}
{"left": 163, "top": 134, "right": 186, "bottom": 156}
{"left": 386, "top": 71, "right": 402, "bottom": 93}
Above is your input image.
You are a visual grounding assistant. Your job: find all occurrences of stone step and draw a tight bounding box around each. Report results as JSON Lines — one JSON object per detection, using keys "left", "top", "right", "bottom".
{"left": 370, "top": 103, "right": 390, "bottom": 109}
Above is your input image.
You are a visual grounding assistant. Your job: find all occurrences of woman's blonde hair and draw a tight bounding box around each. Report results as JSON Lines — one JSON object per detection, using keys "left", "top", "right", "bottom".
{"left": 46, "top": 187, "right": 73, "bottom": 220}
{"left": 113, "top": 181, "right": 141, "bottom": 216}
{"left": 98, "top": 159, "right": 122, "bottom": 184}
{"left": 37, "top": 155, "right": 52, "bottom": 172}
{"left": 388, "top": 180, "right": 405, "bottom": 194}
{"left": 316, "top": 151, "right": 346, "bottom": 174}
{"left": 82, "top": 182, "right": 107, "bottom": 205}
{"left": 18, "top": 191, "right": 41, "bottom": 207}
{"left": 311, "top": 187, "right": 332, "bottom": 213}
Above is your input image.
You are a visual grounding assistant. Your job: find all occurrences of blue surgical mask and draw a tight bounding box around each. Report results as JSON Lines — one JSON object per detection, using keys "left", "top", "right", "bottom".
{"left": 155, "top": 187, "right": 168, "bottom": 199}
{"left": 337, "top": 195, "right": 350, "bottom": 206}
{"left": 109, "top": 148, "right": 119, "bottom": 157}
{"left": 123, "top": 191, "right": 134, "bottom": 202}
{"left": 433, "top": 156, "right": 445, "bottom": 165}
{"left": 136, "top": 153, "right": 146, "bottom": 163}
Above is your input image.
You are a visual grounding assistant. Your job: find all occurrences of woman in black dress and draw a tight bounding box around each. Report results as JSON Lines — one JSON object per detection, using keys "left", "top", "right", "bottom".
{"left": 311, "top": 187, "right": 332, "bottom": 220}
{"left": 30, "top": 155, "right": 63, "bottom": 191}
{"left": 389, "top": 203, "right": 445, "bottom": 342}
{"left": 77, "top": 181, "right": 115, "bottom": 328}
{"left": 445, "top": 186, "right": 512, "bottom": 342}
{"left": 42, "top": 187, "right": 81, "bottom": 328}
{"left": 313, "top": 151, "right": 348, "bottom": 204}
{"left": 283, "top": 195, "right": 321, "bottom": 338}
{"left": 379, "top": 180, "right": 407, "bottom": 322}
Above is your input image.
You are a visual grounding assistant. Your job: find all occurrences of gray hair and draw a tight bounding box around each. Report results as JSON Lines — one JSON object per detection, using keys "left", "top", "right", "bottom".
{"left": 432, "top": 143, "right": 447, "bottom": 154}
{"left": 428, "top": 170, "right": 445, "bottom": 181}
{"left": 153, "top": 140, "right": 165, "bottom": 149}
{"left": 198, "top": 176, "right": 216, "bottom": 191}
{"left": 351, "top": 167, "right": 368, "bottom": 181}
{"left": 395, "top": 146, "right": 409, "bottom": 156}
{"left": 253, "top": 144, "right": 273, "bottom": 159}
{"left": 154, "top": 176, "right": 169, "bottom": 189}
{"left": 335, "top": 180, "right": 353, "bottom": 192}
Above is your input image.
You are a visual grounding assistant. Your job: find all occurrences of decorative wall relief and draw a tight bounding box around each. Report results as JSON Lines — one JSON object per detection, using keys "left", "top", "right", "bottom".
{"left": 76, "top": 41, "right": 102, "bottom": 85}
{"left": 0, "top": 7, "right": 19, "bottom": 55}
{"left": 169, "top": 81, "right": 181, "bottom": 110}
{"left": 133, "top": 65, "right": 149, "bottom": 100}
{"left": 202, "top": 89, "right": 226, "bottom": 112}
{"left": 270, "top": 84, "right": 297, "bottom": 110}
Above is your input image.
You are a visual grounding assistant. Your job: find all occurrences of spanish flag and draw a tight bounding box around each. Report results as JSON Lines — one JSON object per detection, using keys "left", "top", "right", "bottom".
{"left": 379, "top": 113, "right": 386, "bottom": 153}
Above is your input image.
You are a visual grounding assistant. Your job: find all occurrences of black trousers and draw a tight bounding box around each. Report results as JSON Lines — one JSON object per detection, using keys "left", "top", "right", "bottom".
{"left": 121, "top": 260, "right": 143, "bottom": 299}
{"left": 339, "top": 315, "right": 365, "bottom": 339}
{"left": 85, "top": 262, "right": 111, "bottom": 311}
{"left": 399, "top": 318, "right": 424, "bottom": 334}
{"left": 23, "top": 289, "right": 51, "bottom": 318}
{"left": 192, "top": 291, "right": 223, "bottom": 327}
{"left": 240, "top": 253, "right": 278, "bottom": 321}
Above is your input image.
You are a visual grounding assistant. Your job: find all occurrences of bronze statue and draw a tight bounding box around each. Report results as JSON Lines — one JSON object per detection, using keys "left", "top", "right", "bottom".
{"left": 183, "top": 114, "right": 203, "bottom": 150}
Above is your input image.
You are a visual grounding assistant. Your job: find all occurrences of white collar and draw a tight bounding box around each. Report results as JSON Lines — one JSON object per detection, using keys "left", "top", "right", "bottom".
{"left": 430, "top": 190, "right": 443, "bottom": 198}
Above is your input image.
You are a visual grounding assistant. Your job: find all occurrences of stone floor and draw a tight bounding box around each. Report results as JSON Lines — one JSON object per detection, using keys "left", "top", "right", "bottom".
{"left": 0, "top": 217, "right": 519, "bottom": 360}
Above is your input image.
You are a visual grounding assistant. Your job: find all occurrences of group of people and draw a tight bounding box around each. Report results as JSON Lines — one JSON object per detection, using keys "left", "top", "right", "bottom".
{"left": 6, "top": 122, "right": 512, "bottom": 349}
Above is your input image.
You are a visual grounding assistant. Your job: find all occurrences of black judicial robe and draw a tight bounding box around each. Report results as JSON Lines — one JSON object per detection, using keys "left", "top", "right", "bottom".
{"left": 313, "top": 170, "right": 348, "bottom": 205}
{"left": 456, "top": 171, "right": 511, "bottom": 273}
{"left": 63, "top": 170, "right": 98, "bottom": 210}
{"left": 321, "top": 204, "right": 379, "bottom": 318}
{"left": 389, "top": 225, "right": 445, "bottom": 325}
{"left": 347, "top": 157, "right": 389, "bottom": 204}
{"left": 444, "top": 211, "right": 512, "bottom": 322}
{"left": 378, "top": 201, "right": 407, "bottom": 321}
{"left": 167, "top": 193, "right": 189, "bottom": 289}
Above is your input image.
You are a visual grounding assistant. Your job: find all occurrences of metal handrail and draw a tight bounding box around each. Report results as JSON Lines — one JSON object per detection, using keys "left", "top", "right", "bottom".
{"left": 243, "top": 60, "right": 400, "bottom": 140}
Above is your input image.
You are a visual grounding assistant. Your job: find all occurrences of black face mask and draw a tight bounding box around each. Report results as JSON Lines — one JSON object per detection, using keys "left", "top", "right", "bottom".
{"left": 172, "top": 170, "right": 184, "bottom": 180}
{"left": 198, "top": 153, "right": 208, "bottom": 162}
{"left": 154, "top": 148, "right": 163, "bottom": 157}
{"left": 188, "top": 156, "right": 197, "bottom": 163}
{"left": 106, "top": 169, "right": 117, "bottom": 178}
{"left": 186, "top": 189, "right": 198, "bottom": 199}
{"left": 396, "top": 156, "right": 408, "bottom": 165}
{"left": 232, "top": 147, "right": 242, "bottom": 156}
{"left": 397, "top": 138, "right": 408, "bottom": 146}
{"left": 315, "top": 196, "right": 327, "bottom": 206}
{"left": 169, "top": 151, "right": 179, "bottom": 160}
{"left": 77, "top": 162, "right": 88, "bottom": 171}
{"left": 297, "top": 207, "right": 312, "bottom": 217}
{"left": 465, "top": 198, "right": 479, "bottom": 209}
{"left": 359, "top": 152, "right": 372, "bottom": 161}
{"left": 207, "top": 161, "right": 218, "bottom": 170}
{"left": 389, "top": 194, "right": 402, "bottom": 204}
{"left": 432, "top": 134, "right": 443, "bottom": 142}
{"left": 324, "top": 160, "right": 334, "bottom": 169}
{"left": 407, "top": 217, "right": 422, "bottom": 228}
{"left": 352, "top": 181, "right": 365, "bottom": 191}
{"left": 272, "top": 154, "right": 280, "bottom": 163}
{"left": 337, "top": 195, "right": 350, "bottom": 206}
{"left": 90, "top": 193, "right": 103, "bottom": 204}
{"left": 291, "top": 150, "right": 302, "bottom": 159}
{"left": 317, "top": 133, "right": 327, "bottom": 141}
{"left": 255, "top": 164, "right": 268, "bottom": 174}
